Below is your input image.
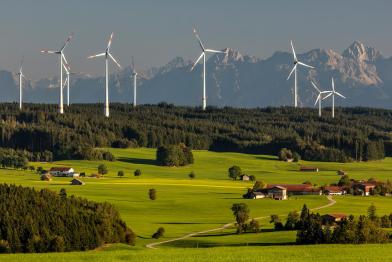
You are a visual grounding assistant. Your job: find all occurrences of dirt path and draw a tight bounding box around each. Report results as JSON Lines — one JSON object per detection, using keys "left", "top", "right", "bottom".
{"left": 146, "top": 196, "right": 336, "bottom": 249}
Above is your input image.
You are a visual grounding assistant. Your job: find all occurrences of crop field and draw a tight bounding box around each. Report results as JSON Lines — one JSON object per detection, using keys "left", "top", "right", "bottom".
{"left": 0, "top": 148, "right": 391, "bottom": 261}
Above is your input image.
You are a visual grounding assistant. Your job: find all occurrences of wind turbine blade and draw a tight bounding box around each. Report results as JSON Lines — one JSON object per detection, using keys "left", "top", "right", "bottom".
{"left": 322, "top": 92, "right": 333, "bottom": 100}
{"left": 41, "top": 50, "right": 58, "bottom": 54}
{"left": 297, "top": 61, "right": 314, "bottom": 69}
{"left": 311, "top": 81, "right": 321, "bottom": 93}
{"left": 287, "top": 65, "right": 296, "bottom": 80}
{"left": 335, "top": 92, "right": 346, "bottom": 99}
{"left": 107, "top": 32, "right": 114, "bottom": 50}
{"left": 290, "top": 40, "right": 297, "bottom": 61}
{"left": 87, "top": 53, "right": 105, "bottom": 59}
{"left": 108, "top": 53, "right": 121, "bottom": 68}
{"left": 332, "top": 78, "right": 335, "bottom": 91}
{"left": 190, "top": 53, "right": 204, "bottom": 71}
{"left": 60, "top": 32, "right": 74, "bottom": 51}
{"left": 193, "top": 28, "right": 205, "bottom": 51}
{"left": 205, "top": 49, "right": 226, "bottom": 54}
{"left": 314, "top": 94, "right": 321, "bottom": 106}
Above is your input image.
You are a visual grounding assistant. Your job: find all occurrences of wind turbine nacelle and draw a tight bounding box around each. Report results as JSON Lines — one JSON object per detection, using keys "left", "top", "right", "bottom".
{"left": 293, "top": 61, "right": 298, "bottom": 65}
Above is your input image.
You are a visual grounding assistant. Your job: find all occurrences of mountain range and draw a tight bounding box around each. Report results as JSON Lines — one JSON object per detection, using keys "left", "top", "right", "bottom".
{"left": 1, "top": 41, "right": 392, "bottom": 108}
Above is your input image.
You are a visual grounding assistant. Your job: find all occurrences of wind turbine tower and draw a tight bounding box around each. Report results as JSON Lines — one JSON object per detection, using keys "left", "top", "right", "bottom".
{"left": 88, "top": 33, "right": 121, "bottom": 117}
{"left": 190, "top": 28, "right": 227, "bottom": 111}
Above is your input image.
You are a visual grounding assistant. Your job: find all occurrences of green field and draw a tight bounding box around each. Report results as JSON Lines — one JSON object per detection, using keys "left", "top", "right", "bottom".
{"left": 0, "top": 148, "right": 391, "bottom": 261}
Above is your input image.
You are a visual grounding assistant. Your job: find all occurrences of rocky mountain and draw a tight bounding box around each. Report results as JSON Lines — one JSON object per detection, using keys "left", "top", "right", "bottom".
{"left": 2, "top": 41, "right": 392, "bottom": 108}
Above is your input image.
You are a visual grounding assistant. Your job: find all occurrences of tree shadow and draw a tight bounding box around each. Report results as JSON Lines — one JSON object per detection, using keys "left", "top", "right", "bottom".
{"left": 117, "top": 157, "right": 157, "bottom": 166}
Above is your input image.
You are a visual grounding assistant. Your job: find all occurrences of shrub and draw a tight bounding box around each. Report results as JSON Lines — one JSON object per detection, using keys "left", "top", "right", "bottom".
{"left": 278, "top": 148, "right": 293, "bottom": 161}
{"left": 228, "top": 165, "right": 242, "bottom": 180}
{"left": 149, "top": 189, "right": 156, "bottom": 200}
{"left": 188, "top": 171, "right": 195, "bottom": 179}
{"left": 118, "top": 170, "right": 125, "bottom": 177}
{"left": 249, "top": 175, "right": 256, "bottom": 181}
{"left": 156, "top": 144, "right": 194, "bottom": 167}
{"left": 98, "top": 164, "right": 108, "bottom": 175}
{"left": 134, "top": 169, "right": 142, "bottom": 176}
{"left": 152, "top": 227, "right": 165, "bottom": 239}
{"left": 0, "top": 240, "right": 10, "bottom": 253}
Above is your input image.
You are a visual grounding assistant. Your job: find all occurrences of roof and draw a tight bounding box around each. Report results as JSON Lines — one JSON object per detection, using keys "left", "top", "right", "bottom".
{"left": 253, "top": 192, "right": 265, "bottom": 195}
{"left": 50, "top": 167, "right": 73, "bottom": 172}
{"left": 322, "top": 213, "right": 347, "bottom": 219}
{"left": 267, "top": 184, "right": 314, "bottom": 192}
{"left": 356, "top": 182, "right": 376, "bottom": 188}
{"left": 324, "top": 186, "right": 343, "bottom": 192}
{"left": 270, "top": 186, "right": 286, "bottom": 190}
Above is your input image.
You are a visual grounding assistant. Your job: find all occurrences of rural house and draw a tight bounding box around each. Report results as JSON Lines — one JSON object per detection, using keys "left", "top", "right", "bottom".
{"left": 300, "top": 166, "right": 319, "bottom": 172}
{"left": 50, "top": 167, "right": 78, "bottom": 178}
{"left": 239, "top": 175, "right": 250, "bottom": 181}
{"left": 354, "top": 182, "right": 376, "bottom": 196}
{"left": 267, "top": 186, "right": 287, "bottom": 200}
{"left": 321, "top": 213, "right": 347, "bottom": 225}
{"left": 323, "top": 186, "right": 345, "bottom": 195}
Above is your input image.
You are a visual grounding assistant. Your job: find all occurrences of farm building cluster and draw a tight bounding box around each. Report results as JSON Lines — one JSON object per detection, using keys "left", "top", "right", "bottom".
{"left": 243, "top": 181, "right": 379, "bottom": 200}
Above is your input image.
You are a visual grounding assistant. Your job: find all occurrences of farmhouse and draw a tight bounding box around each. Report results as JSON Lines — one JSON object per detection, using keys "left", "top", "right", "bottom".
{"left": 252, "top": 191, "right": 266, "bottom": 199}
{"left": 324, "top": 186, "right": 345, "bottom": 195}
{"left": 268, "top": 184, "right": 322, "bottom": 196}
{"left": 354, "top": 182, "right": 376, "bottom": 196}
{"left": 50, "top": 167, "right": 79, "bottom": 178}
{"left": 321, "top": 213, "right": 347, "bottom": 225}
{"left": 239, "top": 175, "right": 250, "bottom": 181}
{"left": 300, "top": 166, "right": 319, "bottom": 172}
{"left": 267, "top": 186, "right": 287, "bottom": 200}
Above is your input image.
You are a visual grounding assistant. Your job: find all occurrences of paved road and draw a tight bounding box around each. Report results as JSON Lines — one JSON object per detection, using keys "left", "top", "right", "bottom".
{"left": 146, "top": 196, "right": 336, "bottom": 249}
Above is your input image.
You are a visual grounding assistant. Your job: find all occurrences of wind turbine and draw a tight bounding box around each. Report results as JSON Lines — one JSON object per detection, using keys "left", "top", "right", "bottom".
{"left": 41, "top": 33, "right": 73, "bottom": 114}
{"left": 16, "top": 57, "right": 27, "bottom": 110}
{"left": 287, "top": 40, "right": 314, "bottom": 108}
{"left": 190, "top": 28, "right": 227, "bottom": 111}
{"left": 88, "top": 33, "right": 121, "bottom": 117}
{"left": 323, "top": 78, "right": 346, "bottom": 118}
{"left": 131, "top": 56, "right": 138, "bottom": 107}
{"left": 311, "top": 81, "right": 332, "bottom": 117}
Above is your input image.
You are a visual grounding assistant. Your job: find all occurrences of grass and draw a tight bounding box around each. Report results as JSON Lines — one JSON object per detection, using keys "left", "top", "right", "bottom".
{"left": 0, "top": 148, "right": 391, "bottom": 261}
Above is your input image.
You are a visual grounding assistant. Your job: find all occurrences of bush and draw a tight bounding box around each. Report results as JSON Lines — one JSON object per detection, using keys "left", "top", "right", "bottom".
{"left": 293, "top": 152, "right": 301, "bottom": 162}
{"left": 188, "top": 171, "right": 195, "bottom": 179}
{"left": 134, "top": 169, "right": 142, "bottom": 176}
{"left": 149, "top": 189, "right": 156, "bottom": 200}
{"left": 98, "top": 164, "right": 108, "bottom": 175}
{"left": 156, "top": 144, "right": 194, "bottom": 167}
{"left": 117, "top": 170, "right": 124, "bottom": 177}
{"left": 228, "top": 165, "right": 242, "bottom": 180}
{"left": 249, "top": 175, "right": 256, "bottom": 181}
{"left": 278, "top": 148, "right": 293, "bottom": 161}
{"left": 0, "top": 240, "right": 10, "bottom": 253}
{"left": 152, "top": 227, "right": 165, "bottom": 239}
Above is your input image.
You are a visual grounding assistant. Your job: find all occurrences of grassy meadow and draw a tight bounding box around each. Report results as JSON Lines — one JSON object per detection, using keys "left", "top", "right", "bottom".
{"left": 0, "top": 148, "right": 391, "bottom": 261}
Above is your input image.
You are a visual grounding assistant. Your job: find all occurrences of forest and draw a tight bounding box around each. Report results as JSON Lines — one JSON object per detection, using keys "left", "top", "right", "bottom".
{"left": 0, "top": 184, "right": 135, "bottom": 253}
{"left": 0, "top": 103, "right": 390, "bottom": 162}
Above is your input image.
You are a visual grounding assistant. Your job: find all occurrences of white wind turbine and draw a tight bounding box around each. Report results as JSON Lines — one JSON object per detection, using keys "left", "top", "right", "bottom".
{"left": 311, "top": 81, "right": 332, "bottom": 117}
{"left": 41, "top": 33, "right": 73, "bottom": 114}
{"left": 131, "top": 56, "right": 138, "bottom": 107}
{"left": 16, "top": 57, "right": 27, "bottom": 110}
{"left": 190, "top": 28, "right": 227, "bottom": 111}
{"left": 62, "top": 61, "right": 71, "bottom": 106}
{"left": 88, "top": 33, "right": 121, "bottom": 118}
{"left": 323, "top": 78, "right": 346, "bottom": 118}
{"left": 287, "top": 40, "right": 314, "bottom": 107}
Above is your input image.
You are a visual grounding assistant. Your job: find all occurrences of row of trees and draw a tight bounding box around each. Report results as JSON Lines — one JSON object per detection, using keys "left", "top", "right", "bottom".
{"left": 0, "top": 184, "right": 135, "bottom": 253}
{"left": 0, "top": 104, "right": 390, "bottom": 161}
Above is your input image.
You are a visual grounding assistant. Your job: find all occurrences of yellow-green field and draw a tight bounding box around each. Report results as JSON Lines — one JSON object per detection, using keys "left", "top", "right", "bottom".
{"left": 0, "top": 148, "right": 391, "bottom": 261}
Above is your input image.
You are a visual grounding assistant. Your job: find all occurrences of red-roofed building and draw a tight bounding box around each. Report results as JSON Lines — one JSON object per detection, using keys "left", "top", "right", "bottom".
{"left": 267, "top": 186, "right": 287, "bottom": 200}
{"left": 354, "top": 182, "right": 376, "bottom": 196}
{"left": 324, "top": 186, "right": 346, "bottom": 195}
{"left": 267, "top": 184, "right": 322, "bottom": 196}
{"left": 321, "top": 213, "right": 347, "bottom": 224}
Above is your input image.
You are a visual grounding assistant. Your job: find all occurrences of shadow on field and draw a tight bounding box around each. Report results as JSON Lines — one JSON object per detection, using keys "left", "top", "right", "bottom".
{"left": 254, "top": 156, "right": 277, "bottom": 161}
{"left": 157, "top": 222, "right": 217, "bottom": 225}
{"left": 117, "top": 157, "right": 157, "bottom": 166}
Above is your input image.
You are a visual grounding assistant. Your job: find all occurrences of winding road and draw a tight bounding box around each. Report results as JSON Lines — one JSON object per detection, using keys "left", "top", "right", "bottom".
{"left": 146, "top": 195, "right": 336, "bottom": 249}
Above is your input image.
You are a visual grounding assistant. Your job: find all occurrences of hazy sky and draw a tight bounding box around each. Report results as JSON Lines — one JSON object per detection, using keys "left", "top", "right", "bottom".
{"left": 0, "top": 0, "right": 391, "bottom": 78}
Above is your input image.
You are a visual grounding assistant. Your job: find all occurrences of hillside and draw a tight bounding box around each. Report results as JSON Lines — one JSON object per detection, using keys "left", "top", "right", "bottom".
{"left": 1, "top": 41, "right": 392, "bottom": 108}
{"left": 0, "top": 104, "right": 391, "bottom": 162}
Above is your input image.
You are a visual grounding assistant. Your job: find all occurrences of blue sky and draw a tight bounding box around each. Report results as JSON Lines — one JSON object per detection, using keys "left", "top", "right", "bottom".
{"left": 0, "top": 0, "right": 391, "bottom": 78}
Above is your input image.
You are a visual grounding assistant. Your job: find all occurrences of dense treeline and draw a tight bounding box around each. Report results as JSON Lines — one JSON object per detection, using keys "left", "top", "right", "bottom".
{"left": 0, "top": 184, "right": 135, "bottom": 253}
{"left": 0, "top": 103, "right": 391, "bottom": 161}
